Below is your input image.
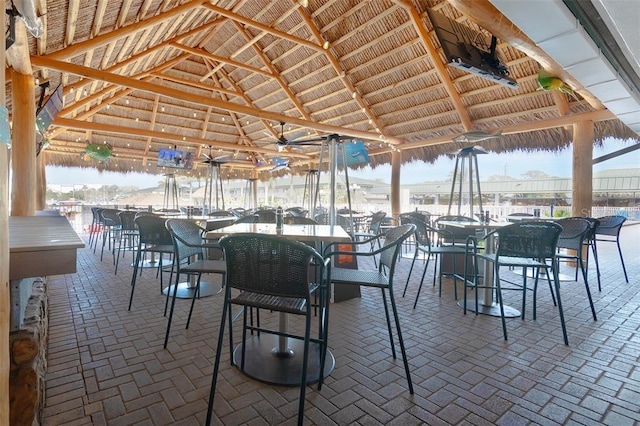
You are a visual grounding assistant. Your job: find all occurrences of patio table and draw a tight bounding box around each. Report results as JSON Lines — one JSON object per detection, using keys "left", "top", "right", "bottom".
{"left": 205, "top": 223, "right": 351, "bottom": 386}
{"left": 438, "top": 220, "right": 520, "bottom": 318}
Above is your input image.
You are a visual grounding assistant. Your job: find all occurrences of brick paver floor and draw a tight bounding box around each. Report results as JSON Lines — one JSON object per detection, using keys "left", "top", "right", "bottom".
{"left": 43, "top": 223, "right": 640, "bottom": 425}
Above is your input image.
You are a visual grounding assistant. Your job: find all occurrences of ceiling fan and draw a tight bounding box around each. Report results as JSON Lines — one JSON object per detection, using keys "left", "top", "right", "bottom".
{"left": 453, "top": 130, "right": 503, "bottom": 143}
{"left": 266, "top": 122, "right": 324, "bottom": 152}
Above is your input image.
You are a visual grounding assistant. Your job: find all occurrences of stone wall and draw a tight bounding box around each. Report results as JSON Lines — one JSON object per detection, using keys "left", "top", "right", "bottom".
{"left": 9, "top": 278, "right": 48, "bottom": 426}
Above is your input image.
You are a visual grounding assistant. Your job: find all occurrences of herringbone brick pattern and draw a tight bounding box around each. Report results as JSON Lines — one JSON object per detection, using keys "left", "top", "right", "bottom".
{"left": 43, "top": 224, "right": 640, "bottom": 425}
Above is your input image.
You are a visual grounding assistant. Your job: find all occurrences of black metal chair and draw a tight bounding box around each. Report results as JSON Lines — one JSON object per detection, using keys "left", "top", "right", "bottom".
{"left": 128, "top": 214, "right": 175, "bottom": 311}
{"left": 99, "top": 208, "right": 122, "bottom": 262}
{"left": 353, "top": 211, "right": 387, "bottom": 267}
{"left": 88, "top": 206, "right": 104, "bottom": 251}
{"left": 465, "top": 221, "right": 570, "bottom": 344}
{"left": 164, "top": 219, "right": 226, "bottom": 349}
{"left": 582, "top": 217, "right": 601, "bottom": 291}
{"left": 114, "top": 210, "right": 139, "bottom": 275}
{"left": 403, "top": 218, "right": 467, "bottom": 306}
{"left": 233, "top": 214, "right": 259, "bottom": 224}
{"left": 554, "top": 217, "right": 598, "bottom": 321}
{"left": 207, "top": 233, "right": 330, "bottom": 426}
{"left": 433, "top": 215, "right": 478, "bottom": 246}
{"left": 595, "top": 215, "right": 628, "bottom": 283}
{"left": 324, "top": 224, "right": 416, "bottom": 394}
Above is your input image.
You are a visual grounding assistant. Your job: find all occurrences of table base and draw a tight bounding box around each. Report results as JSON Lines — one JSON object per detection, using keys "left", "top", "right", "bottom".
{"left": 233, "top": 335, "right": 335, "bottom": 386}
{"left": 162, "top": 281, "right": 222, "bottom": 299}
{"left": 458, "top": 298, "right": 521, "bottom": 318}
{"left": 132, "top": 258, "right": 164, "bottom": 269}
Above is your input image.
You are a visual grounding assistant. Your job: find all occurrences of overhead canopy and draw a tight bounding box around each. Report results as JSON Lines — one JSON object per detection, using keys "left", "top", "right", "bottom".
{"left": 5, "top": 0, "right": 639, "bottom": 181}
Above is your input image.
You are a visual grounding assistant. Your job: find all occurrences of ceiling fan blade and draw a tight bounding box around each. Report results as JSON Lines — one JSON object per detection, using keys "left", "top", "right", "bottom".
{"left": 453, "top": 130, "right": 502, "bottom": 143}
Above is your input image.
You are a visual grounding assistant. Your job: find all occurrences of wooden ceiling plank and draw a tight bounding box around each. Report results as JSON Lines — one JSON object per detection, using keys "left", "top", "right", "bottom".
{"left": 142, "top": 95, "right": 161, "bottom": 164}
{"left": 92, "top": 0, "right": 109, "bottom": 37}
{"left": 46, "top": 0, "right": 209, "bottom": 61}
{"left": 36, "top": 0, "right": 48, "bottom": 56}
{"left": 297, "top": 5, "right": 388, "bottom": 141}
{"left": 152, "top": 73, "right": 240, "bottom": 98}
{"left": 48, "top": 57, "right": 187, "bottom": 138}
{"left": 118, "top": 0, "right": 135, "bottom": 28}
{"left": 229, "top": 0, "right": 299, "bottom": 60}
{"left": 138, "top": 0, "right": 155, "bottom": 21}
{"left": 231, "top": 19, "right": 316, "bottom": 141}
{"left": 204, "top": 3, "right": 324, "bottom": 52}
{"left": 172, "top": 43, "right": 274, "bottom": 77}
{"left": 65, "top": 0, "right": 80, "bottom": 47}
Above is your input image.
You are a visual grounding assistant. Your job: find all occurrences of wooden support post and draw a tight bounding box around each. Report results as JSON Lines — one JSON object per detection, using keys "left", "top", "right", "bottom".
{"left": 572, "top": 120, "right": 594, "bottom": 218}
{"left": 35, "top": 152, "right": 47, "bottom": 211}
{"left": 10, "top": 71, "right": 36, "bottom": 216}
{"left": 1, "top": 0, "right": 10, "bottom": 422}
{"left": 391, "top": 149, "right": 401, "bottom": 220}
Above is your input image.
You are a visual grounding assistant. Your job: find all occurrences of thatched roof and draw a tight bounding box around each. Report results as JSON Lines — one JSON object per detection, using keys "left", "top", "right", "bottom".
{"left": 6, "top": 0, "right": 639, "bottom": 181}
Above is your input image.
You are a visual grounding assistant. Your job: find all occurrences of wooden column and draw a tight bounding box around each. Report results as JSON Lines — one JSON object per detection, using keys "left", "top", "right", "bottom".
{"left": 390, "top": 150, "right": 401, "bottom": 220}
{"left": 35, "top": 152, "right": 47, "bottom": 211}
{"left": 572, "top": 120, "right": 594, "bottom": 218}
{"left": 10, "top": 71, "right": 36, "bottom": 216}
{"left": 1, "top": 0, "right": 11, "bottom": 422}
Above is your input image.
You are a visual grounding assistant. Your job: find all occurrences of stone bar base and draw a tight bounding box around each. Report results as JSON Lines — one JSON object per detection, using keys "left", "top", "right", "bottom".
{"left": 9, "top": 278, "right": 48, "bottom": 426}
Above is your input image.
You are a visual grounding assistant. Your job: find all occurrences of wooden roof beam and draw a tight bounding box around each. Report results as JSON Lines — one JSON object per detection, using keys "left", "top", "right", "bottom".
{"left": 394, "top": 0, "right": 473, "bottom": 132}
{"left": 52, "top": 117, "right": 309, "bottom": 159}
{"left": 46, "top": 0, "right": 209, "bottom": 61}
{"left": 296, "top": 5, "right": 390, "bottom": 143}
{"left": 230, "top": 19, "right": 316, "bottom": 142}
{"left": 399, "top": 109, "right": 615, "bottom": 151}
{"left": 32, "top": 56, "right": 404, "bottom": 144}
{"left": 172, "top": 43, "right": 273, "bottom": 77}
{"left": 204, "top": 3, "right": 325, "bottom": 52}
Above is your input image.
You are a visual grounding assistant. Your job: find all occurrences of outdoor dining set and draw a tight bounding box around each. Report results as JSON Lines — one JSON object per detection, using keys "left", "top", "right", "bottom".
{"left": 85, "top": 205, "right": 628, "bottom": 425}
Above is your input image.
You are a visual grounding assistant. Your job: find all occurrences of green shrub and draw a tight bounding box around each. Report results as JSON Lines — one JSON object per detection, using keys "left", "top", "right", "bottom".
{"left": 553, "top": 208, "right": 571, "bottom": 218}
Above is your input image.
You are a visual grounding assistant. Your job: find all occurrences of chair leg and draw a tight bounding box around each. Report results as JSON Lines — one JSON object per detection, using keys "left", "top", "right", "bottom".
{"left": 412, "top": 256, "right": 431, "bottom": 309}
{"left": 297, "top": 311, "right": 312, "bottom": 426}
{"left": 590, "top": 241, "right": 601, "bottom": 291}
{"left": 163, "top": 272, "right": 181, "bottom": 349}
{"left": 521, "top": 267, "right": 528, "bottom": 320}
{"left": 616, "top": 240, "right": 629, "bottom": 283}
{"left": 578, "top": 258, "right": 597, "bottom": 321}
{"left": 380, "top": 288, "right": 396, "bottom": 359}
{"left": 206, "top": 288, "right": 230, "bottom": 426}
{"left": 387, "top": 287, "right": 414, "bottom": 394}
{"left": 128, "top": 245, "right": 142, "bottom": 311}
{"left": 317, "top": 284, "right": 330, "bottom": 391}
{"left": 403, "top": 250, "right": 418, "bottom": 297}
{"left": 186, "top": 274, "right": 202, "bottom": 329}
{"left": 495, "top": 265, "right": 508, "bottom": 341}
{"left": 551, "top": 262, "right": 569, "bottom": 345}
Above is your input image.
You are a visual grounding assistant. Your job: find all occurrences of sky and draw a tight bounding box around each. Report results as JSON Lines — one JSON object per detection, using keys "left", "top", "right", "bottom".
{"left": 46, "top": 137, "right": 639, "bottom": 188}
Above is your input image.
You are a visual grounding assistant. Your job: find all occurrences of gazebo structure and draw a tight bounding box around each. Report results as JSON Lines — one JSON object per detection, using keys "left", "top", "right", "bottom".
{"left": 1, "top": 0, "right": 640, "bottom": 422}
